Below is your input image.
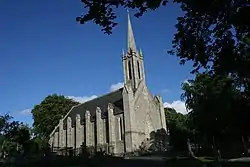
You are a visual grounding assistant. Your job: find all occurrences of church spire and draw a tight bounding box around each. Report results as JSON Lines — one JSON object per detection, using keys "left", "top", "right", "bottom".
{"left": 123, "top": 10, "right": 145, "bottom": 91}
{"left": 127, "top": 10, "right": 137, "bottom": 51}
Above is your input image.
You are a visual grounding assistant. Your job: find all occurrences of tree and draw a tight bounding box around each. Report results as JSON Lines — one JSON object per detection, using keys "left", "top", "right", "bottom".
{"left": 31, "top": 94, "right": 79, "bottom": 139}
{"left": 172, "top": 1, "right": 249, "bottom": 158}
{"left": 0, "top": 114, "right": 32, "bottom": 158}
{"left": 0, "top": 114, "right": 16, "bottom": 135}
{"left": 0, "top": 114, "right": 15, "bottom": 158}
{"left": 181, "top": 73, "right": 249, "bottom": 158}
{"left": 165, "top": 107, "right": 191, "bottom": 151}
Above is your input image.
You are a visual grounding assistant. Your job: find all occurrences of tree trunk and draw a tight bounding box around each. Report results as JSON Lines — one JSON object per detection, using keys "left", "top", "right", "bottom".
{"left": 187, "top": 139, "right": 197, "bottom": 158}
{"left": 212, "top": 136, "right": 221, "bottom": 164}
{"left": 241, "top": 136, "right": 249, "bottom": 156}
{"left": 1, "top": 141, "right": 6, "bottom": 159}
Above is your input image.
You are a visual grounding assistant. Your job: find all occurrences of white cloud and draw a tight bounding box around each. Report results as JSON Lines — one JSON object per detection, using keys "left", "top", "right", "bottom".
{"left": 164, "top": 100, "right": 188, "bottom": 115}
{"left": 19, "top": 108, "right": 32, "bottom": 115}
{"left": 183, "top": 79, "right": 189, "bottom": 83}
{"left": 63, "top": 82, "right": 124, "bottom": 104}
{"left": 110, "top": 82, "right": 124, "bottom": 91}
{"left": 182, "top": 79, "right": 191, "bottom": 85}
{"left": 67, "top": 95, "right": 98, "bottom": 103}
{"left": 162, "top": 89, "right": 169, "bottom": 93}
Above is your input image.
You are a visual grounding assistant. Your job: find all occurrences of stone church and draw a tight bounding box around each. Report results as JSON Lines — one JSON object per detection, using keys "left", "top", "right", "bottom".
{"left": 49, "top": 12, "right": 167, "bottom": 155}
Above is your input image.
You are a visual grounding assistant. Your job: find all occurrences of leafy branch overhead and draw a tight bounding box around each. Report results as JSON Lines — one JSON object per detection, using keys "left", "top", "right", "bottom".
{"left": 76, "top": 0, "right": 249, "bottom": 78}
{"left": 76, "top": 0, "right": 169, "bottom": 35}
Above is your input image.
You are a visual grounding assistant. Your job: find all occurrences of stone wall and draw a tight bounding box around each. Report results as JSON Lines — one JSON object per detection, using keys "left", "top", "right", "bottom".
{"left": 50, "top": 103, "right": 125, "bottom": 155}
{"left": 122, "top": 82, "right": 168, "bottom": 153}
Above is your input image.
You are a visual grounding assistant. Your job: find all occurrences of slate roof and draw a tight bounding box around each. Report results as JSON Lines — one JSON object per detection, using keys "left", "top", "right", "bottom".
{"left": 64, "top": 87, "right": 124, "bottom": 125}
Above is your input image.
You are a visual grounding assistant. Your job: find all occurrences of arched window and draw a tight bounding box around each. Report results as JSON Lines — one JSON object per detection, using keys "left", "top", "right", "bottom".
{"left": 137, "top": 61, "right": 141, "bottom": 79}
{"left": 128, "top": 60, "right": 132, "bottom": 80}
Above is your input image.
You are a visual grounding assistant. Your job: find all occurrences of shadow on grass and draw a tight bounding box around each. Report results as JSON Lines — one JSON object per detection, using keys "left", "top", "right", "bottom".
{"left": 1, "top": 155, "right": 250, "bottom": 167}
{"left": 164, "top": 157, "right": 250, "bottom": 167}
{"left": 1, "top": 154, "right": 123, "bottom": 167}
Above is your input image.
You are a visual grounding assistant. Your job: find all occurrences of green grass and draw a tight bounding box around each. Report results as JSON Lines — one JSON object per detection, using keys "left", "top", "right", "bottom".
{"left": 197, "top": 156, "right": 215, "bottom": 163}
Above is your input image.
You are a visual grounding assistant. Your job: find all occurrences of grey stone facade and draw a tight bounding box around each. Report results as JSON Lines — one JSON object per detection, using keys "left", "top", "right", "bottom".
{"left": 49, "top": 12, "right": 168, "bottom": 155}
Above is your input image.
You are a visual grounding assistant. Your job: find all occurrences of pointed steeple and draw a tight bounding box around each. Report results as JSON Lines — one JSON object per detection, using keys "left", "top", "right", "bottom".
{"left": 127, "top": 10, "right": 137, "bottom": 51}
{"left": 139, "top": 48, "right": 143, "bottom": 57}
{"left": 122, "top": 49, "right": 125, "bottom": 56}
{"left": 123, "top": 10, "right": 145, "bottom": 90}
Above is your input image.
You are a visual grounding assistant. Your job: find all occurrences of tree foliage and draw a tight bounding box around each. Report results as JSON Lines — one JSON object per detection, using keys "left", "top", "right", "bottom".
{"left": 165, "top": 107, "right": 190, "bottom": 151}
{"left": 171, "top": 0, "right": 249, "bottom": 158}
{"left": 31, "top": 94, "right": 79, "bottom": 138}
{"left": 182, "top": 73, "right": 250, "bottom": 157}
{"left": 0, "top": 114, "right": 31, "bottom": 158}
{"left": 76, "top": 0, "right": 169, "bottom": 34}
{"left": 169, "top": 1, "right": 250, "bottom": 99}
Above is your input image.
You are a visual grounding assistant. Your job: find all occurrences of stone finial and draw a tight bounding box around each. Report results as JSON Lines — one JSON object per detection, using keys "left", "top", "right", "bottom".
{"left": 108, "top": 103, "right": 114, "bottom": 110}
{"left": 139, "top": 48, "right": 143, "bottom": 57}
{"left": 67, "top": 116, "right": 72, "bottom": 121}
{"left": 67, "top": 117, "right": 72, "bottom": 129}
{"left": 76, "top": 114, "right": 81, "bottom": 120}
{"left": 122, "top": 49, "right": 125, "bottom": 56}
{"left": 154, "top": 95, "right": 163, "bottom": 104}
{"left": 85, "top": 110, "right": 91, "bottom": 117}
{"left": 96, "top": 107, "right": 101, "bottom": 113}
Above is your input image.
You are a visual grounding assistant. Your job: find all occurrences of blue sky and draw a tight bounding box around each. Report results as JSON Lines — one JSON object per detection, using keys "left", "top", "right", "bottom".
{"left": 0, "top": 0, "right": 193, "bottom": 126}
